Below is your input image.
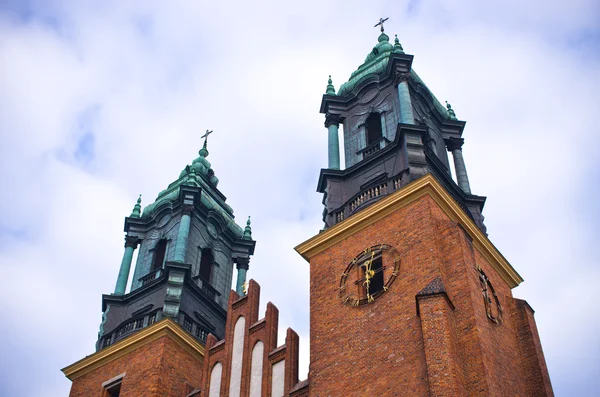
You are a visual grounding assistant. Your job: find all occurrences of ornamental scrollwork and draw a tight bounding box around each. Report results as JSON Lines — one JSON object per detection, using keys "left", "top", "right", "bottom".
{"left": 324, "top": 113, "right": 343, "bottom": 128}
{"left": 393, "top": 70, "right": 410, "bottom": 85}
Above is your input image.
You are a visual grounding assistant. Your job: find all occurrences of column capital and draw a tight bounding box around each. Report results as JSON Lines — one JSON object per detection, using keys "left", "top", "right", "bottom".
{"left": 445, "top": 137, "right": 464, "bottom": 152}
{"left": 124, "top": 235, "right": 140, "bottom": 249}
{"left": 181, "top": 205, "right": 194, "bottom": 217}
{"left": 393, "top": 70, "right": 411, "bottom": 85}
{"left": 324, "top": 113, "right": 343, "bottom": 128}
{"left": 236, "top": 257, "right": 250, "bottom": 270}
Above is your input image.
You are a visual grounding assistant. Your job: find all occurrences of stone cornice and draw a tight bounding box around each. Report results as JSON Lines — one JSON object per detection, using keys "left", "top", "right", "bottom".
{"left": 295, "top": 174, "right": 523, "bottom": 288}
{"left": 61, "top": 318, "right": 204, "bottom": 381}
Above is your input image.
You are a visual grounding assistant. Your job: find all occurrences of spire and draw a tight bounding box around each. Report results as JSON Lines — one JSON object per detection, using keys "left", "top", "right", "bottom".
{"left": 394, "top": 34, "right": 404, "bottom": 53}
{"left": 326, "top": 75, "right": 336, "bottom": 95}
{"left": 199, "top": 129, "right": 212, "bottom": 158}
{"left": 243, "top": 216, "right": 252, "bottom": 240}
{"left": 445, "top": 101, "right": 457, "bottom": 120}
{"left": 130, "top": 195, "right": 142, "bottom": 218}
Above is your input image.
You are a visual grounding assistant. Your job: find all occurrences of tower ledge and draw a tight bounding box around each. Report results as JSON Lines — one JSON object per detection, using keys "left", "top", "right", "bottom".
{"left": 296, "top": 173, "right": 523, "bottom": 288}
{"left": 62, "top": 318, "right": 204, "bottom": 381}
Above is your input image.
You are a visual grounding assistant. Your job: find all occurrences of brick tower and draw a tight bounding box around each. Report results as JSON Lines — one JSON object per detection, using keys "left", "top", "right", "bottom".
{"left": 295, "top": 24, "right": 554, "bottom": 396}
{"left": 62, "top": 134, "right": 256, "bottom": 396}
{"left": 62, "top": 23, "right": 554, "bottom": 397}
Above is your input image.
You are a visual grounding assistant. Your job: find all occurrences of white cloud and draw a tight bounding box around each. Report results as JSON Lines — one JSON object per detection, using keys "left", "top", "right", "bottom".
{"left": 0, "top": 0, "right": 599, "bottom": 395}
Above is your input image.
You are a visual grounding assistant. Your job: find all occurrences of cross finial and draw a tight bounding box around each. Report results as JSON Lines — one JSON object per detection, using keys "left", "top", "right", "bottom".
{"left": 199, "top": 129, "right": 212, "bottom": 157}
{"left": 374, "top": 17, "right": 389, "bottom": 32}
{"left": 201, "top": 129, "right": 213, "bottom": 140}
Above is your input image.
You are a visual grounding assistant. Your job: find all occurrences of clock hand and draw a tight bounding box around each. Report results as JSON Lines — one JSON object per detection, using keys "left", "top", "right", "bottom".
{"left": 364, "top": 252, "right": 375, "bottom": 302}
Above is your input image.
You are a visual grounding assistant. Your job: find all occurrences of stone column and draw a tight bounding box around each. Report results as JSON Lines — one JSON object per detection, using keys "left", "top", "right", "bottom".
{"left": 173, "top": 206, "right": 193, "bottom": 263}
{"left": 325, "top": 113, "right": 342, "bottom": 170}
{"left": 446, "top": 137, "right": 471, "bottom": 194}
{"left": 114, "top": 235, "right": 139, "bottom": 295}
{"left": 394, "top": 72, "right": 415, "bottom": 124}
{"left": 235, "top": 257, "right": 250, "bottom": 295}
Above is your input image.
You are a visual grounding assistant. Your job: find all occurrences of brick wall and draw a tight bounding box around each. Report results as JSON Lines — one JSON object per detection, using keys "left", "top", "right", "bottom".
{"left": 200, "top": 280, "right": 305, "bottom": 397}
{"left": 68, "top": 332, "right": 203, "bottom": 397}
{"left": 307, "top": 193, "right": 553, "bottom": 396}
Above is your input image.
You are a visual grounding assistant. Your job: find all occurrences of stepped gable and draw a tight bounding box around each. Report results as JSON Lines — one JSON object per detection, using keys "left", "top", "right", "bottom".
{"left": 200, "top": 279, "right": 307, "bottom": 397}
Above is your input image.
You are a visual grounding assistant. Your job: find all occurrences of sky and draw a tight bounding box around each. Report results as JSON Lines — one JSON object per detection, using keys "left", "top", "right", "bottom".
{"left": 0, "top": 0, "right": 599, "bottom": 395}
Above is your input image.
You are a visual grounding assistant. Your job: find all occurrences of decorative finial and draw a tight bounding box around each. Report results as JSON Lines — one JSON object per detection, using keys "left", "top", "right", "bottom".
{"left": 186, "top": 167, "right": 198, "bottom": 186}
{"left": 242, "top": 281, "right": 249, "bottom": 295}
{"left": 394, "top": 34, "right": 404, "bottom": 53}
{"left": 374, "top": 17, "right": 389, "bottom": 32}
{"left": 130, "top": 194, "right": 142, "bottom": 218}
{"left": 199, "top": 129, "right": 212, "bottom": 157}
{"left": 326, "top": 75, "right": 336, "bottom": 95}
{"left": 445, "top": 101, "right": 457, "bottom": 120}
{"left": 243, "top": 216, "right": 252, "bottom": 240}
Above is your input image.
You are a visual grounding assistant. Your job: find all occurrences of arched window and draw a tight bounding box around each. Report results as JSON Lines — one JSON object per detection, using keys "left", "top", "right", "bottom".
{"left": 209, "top": 362, "right": 223, "bottom": 397}
{"left": 151, "top": 239, "right": 167, "bottom": 271}
{"left": 199, "top": 248, "right": 213, "bottom": 282}
{"left": 366, "top": 112, "right": 383, "bottom": 145}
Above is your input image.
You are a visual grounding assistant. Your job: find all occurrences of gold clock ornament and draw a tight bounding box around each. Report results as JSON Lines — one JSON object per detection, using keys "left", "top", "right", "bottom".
{"left": 339, "top": 244, "right": 401, "bottom": 306}
{"left": 476, "top": 265, "right": 503, "bottom": 324}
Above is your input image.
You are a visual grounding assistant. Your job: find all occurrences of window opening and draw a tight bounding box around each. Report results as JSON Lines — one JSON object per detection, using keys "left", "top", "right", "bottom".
{"left": 105, "top": 382, "right": 121, "bottom": 397}
{"left": 151, "top": 239, "right": 167, "bottom": 271}
{"left": 183, "top": 315, "right": 193, "bottom": 332}
{"left": 366, "top": 113, "right": 383, "bottom": 146}
{"left": 199, "top": 248, "right": 213, "bottom": 282}
{"left": 102, "top": 374, "right": 124, "bottom": 397}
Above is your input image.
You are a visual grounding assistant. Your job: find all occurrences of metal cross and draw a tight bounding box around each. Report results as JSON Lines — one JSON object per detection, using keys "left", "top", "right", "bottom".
{"left": 201, "top": 129, "right": 213, "bottom": 140}
{"left": 374, "top": 17, "right": 389, "bottom": 32}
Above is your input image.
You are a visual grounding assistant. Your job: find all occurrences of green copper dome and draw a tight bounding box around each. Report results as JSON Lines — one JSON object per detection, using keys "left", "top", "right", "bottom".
{"left": 335, "top": 32, "right": 453, "bottom": 121}
{"left": 338, "top": 32, "right": 397, "bottom": 96}
{"left": 139, "top": 139, "right": 243, "bottom": 237}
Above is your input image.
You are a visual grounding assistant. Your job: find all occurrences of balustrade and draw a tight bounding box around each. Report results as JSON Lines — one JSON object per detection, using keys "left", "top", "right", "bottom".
{"left": 100, "top": 310, "right": 161, "bottom": 349}
{"left": 350, "top": 182, "right": 388, "bottom": 212}
{"left": 139, "top": 268, "right": 163, "bottom": 286}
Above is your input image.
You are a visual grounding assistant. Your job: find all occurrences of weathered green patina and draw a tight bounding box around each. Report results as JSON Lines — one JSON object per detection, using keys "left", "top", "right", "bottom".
{"left": 173, "top": 212, "right": 191, "bottom": 263}
{"left": 326, "top": 75, "right": 336, "bottom": 95}
{"left": 445, "top": 101, "right": 458, "bottom": 120}
{"left": 114, "top": 245, "right": 135, "bottom": 294}
{"left": 243, "top": 216, "right": 252, "bottom": 240}
{"left": 236, "top": 267, "right": 247, "bottom": 296}
{"left": 334, "top": 32, "right": 451, "bottom": 122}
{"left": 140, "top": 140, "right": 244, "bottom": 238}
{"left": 337, "top": 32, "right": 395, "bottom": 97}
{"left": 394, "top": 34, "right": 404, "bottom": 53}
{"left": 130, "top": 195, "right": 142, "bottom": 218}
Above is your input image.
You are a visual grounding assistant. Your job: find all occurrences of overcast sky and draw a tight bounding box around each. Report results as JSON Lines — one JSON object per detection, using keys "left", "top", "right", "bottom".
{"left": 1, "top": 1, "right": 599, "bottom": 396}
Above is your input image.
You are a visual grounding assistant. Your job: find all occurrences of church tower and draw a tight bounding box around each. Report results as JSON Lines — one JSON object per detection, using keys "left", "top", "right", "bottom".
{"left": 62, "top": 134, "right": 258, "bottom": 397}
{"left": 61, "top": 22, "right": 554, "bottom": 397}
{"left": 97, "top": 134, "right": 256, "bottom": 350}
{"left": 296, "top": 22, "right": 553, "bottom": 396}
{"left": 318, "top": 27, "right": 485, "bottom": 233}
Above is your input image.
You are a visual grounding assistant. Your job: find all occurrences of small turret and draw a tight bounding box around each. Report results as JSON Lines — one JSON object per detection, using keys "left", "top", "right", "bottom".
{"left": 243, "top": 216, "right": 252, "bottom": 240}
{"left": 326, "top": 75, "right": 336, "bottom": 95}
{"left": 445, "top": 101, "right": 457, "bottom": 120}
{"left": 394, "top": 34, "right": 404, "bottom": 53}
{"left": 130, "top": 195, "right": 142, "bottom": 218}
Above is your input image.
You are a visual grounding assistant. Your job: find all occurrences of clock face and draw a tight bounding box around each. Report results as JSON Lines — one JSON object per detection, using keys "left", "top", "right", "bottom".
{"left": 477, "top": 265, "right": 502, "bottom": 324}
{"left": 339, "top": 244, "right": 401, "bottom": 306}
